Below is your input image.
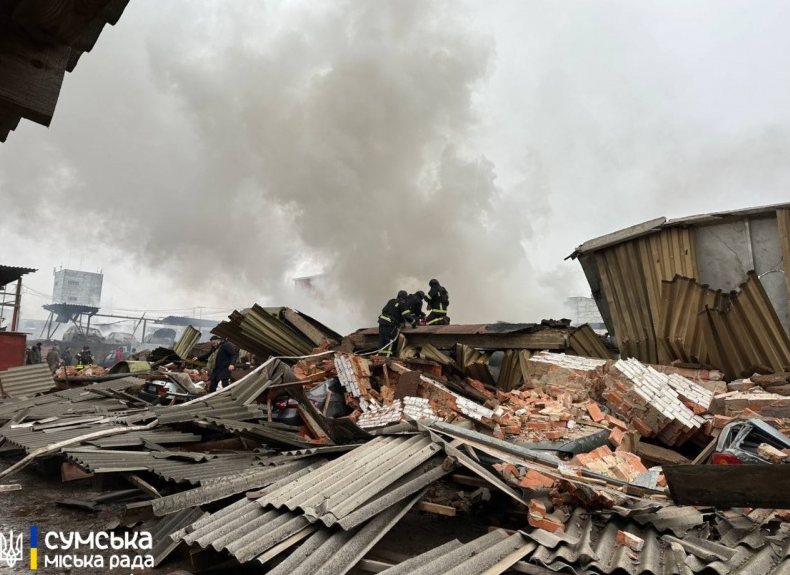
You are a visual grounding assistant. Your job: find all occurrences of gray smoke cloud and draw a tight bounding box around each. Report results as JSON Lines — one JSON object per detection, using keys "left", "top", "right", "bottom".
{"left": 4, "top": 0, "right": 790, "bottom": 334}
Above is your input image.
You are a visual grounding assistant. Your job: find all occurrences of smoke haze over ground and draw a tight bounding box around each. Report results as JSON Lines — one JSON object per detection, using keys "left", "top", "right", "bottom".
{"left": 2, "top": 1, "right": 790, "bottom": 334}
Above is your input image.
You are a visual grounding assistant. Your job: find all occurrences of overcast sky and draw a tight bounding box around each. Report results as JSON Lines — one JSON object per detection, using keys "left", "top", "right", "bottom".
{"left": 2, "top": 0, "right": 790, "bottom": 335}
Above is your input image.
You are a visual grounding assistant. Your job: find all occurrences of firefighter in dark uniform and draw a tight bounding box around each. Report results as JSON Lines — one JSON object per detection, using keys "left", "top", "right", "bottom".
{"left": 405, "top": 290, "right": 426, "bottom": 325}
{"left": 424, "top": 279, "right": 450, "bottom": 325}
{"left": 378, "top": 290, "right": 416, "bottom": 357}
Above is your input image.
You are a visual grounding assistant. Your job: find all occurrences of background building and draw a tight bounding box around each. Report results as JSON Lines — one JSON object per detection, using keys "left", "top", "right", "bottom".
{"left": 52, "top": 269, "right": 103, "bottom": 307}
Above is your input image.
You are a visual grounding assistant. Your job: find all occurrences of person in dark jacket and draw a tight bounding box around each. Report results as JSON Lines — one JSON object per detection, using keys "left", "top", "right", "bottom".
{"left": 62, "top": 347, "right": 72, "bottom": 366}
{"left": 377, "top": 291, "right": 415, "bottom": 357}
{"left": 195, "top": 336, "right": 238, "bottom": 392}
{"left": 424, "top": 279, "right": 450, "bottom": 325}
{"left": 405, "top": 291, "right": 426, "bottom": 325}
{"left": 32, "top": 341, "right": 43, "bottom": 364}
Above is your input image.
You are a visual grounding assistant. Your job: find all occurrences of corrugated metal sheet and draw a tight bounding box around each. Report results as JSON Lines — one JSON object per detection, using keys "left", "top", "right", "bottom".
{"left": 152, "top": 459, "right": 319, "bottom": 516}
{"left": 137, "top": 507, "right": 206, "bottom": 566}
{"left": 1, "top": 422, "right": 121, "bottom": 452}
{"left": 0, "top": 265, "right": 36, "bottom": 288}
{"left": 570, "top": 203, "right": 790, "bottom": 258}
{"left": 702, "top": 271, "right": 790, "bottom": 380}
{"left": 200, "top": 417, "right": 310, "bottom": 449}
{"left": 497, "top": 349, "right": 532, "bottom": 391}
{"left": 658, "top": 275, "right": 730, "bottom": 365}
{"left": 0, "top": 364, "right": 55, "bottom": 398}
{"left": 257, "top": 435, "right": 443, "bottom": 528}
{"left": 64, "top": 449, "right": 274, "bottom": 485}
{"left": 86, "top": 429, "right": 201, "bottom": 447}
{"left": 569, "top": 324, "right": 613, "bottom": 360}
{"left": 593, "top": 227, "right": 697, "bottom": 364}
{"left": 213, "top": 305, "right": 340, "bottom": 358}
{"left": 176, "top": 491, "right": 420, "bottom": 571}
{"left": 380, "top": 529, "right": 534, "bottom": 575}
{"left": 266, "top": 494, "right": 421, "bottom": 575}
{"left": 173, "top": 325, "right": 201, "bottom": 360}
{"left": 456, "top": 344, "right": 495, "bottom": 385}
{"left": 518, "top": 507, "right": 790, "bottom": 575}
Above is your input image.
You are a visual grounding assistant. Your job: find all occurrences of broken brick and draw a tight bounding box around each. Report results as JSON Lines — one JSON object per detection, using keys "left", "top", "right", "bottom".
{"left": 605, "top": 414, "right": 628, "bottom": 431}
{"left": 609, "top": 427, "right": 625, "bottom": 447}
{"left": 586, "top": 402, "right": 605, "bottom": 423}
{"left": 519, "top": 469, "right": 555, "bottom": 490}
{"left": 616, "top": 530, "right": 645, "bottom": 552}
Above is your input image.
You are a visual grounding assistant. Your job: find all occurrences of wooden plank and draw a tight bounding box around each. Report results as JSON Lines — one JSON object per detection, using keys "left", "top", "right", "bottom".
{"left": 122, "top": 473, "right": 161, "bottom": 498}
{"left": 415, "top": 501, "right": 456, "bottom": 516}
{"left": 449, "top": 473, "right": 492, "bottom": 488}
{"left": 691, "top": 433, "right": 720, "bottom": 465}
{"left": 634, "top": 441, "right": 692, "bottom": 466}
{"left": 357, "top": 558, "right": 395, "bottom": 573}
{"left": 61, "top": 461, "right": 94, "bottom": 482}
{"left": 664, "top": 464, "right": 790, "bottom": 508}
{"left": 0, "top": 484, "right": 21, "bottom": 493}
{"left": 256, "top": 525, "right": 318, "bottom": 564}
{"left": 349, "top": 332, "right": 568, "bottom": 351}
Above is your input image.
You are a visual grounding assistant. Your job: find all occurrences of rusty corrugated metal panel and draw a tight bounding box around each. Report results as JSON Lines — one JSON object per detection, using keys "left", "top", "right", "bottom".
{"left": 568, "top": 324, "right": 612, "bottom": 360}
{"left": 173, "top": 325, "right": 201, "bottom": 360}
{"left": 213, "top": 306, "right": 340, "bottom": 359}
{"left": 455, "top": 344, "right": 495, "bottom": 385}
{"left": 497, "top": 350, "right": 532, "bottom": 391}
{"left": 779, "top": 209, "right": 790, "bottom": 322}
{"left": 0, "top": 363, "right": 55, "bottom": 398}
{"left": 702, "top": 271, "right": 790, "bottom": 380}
{"left": 657, "top": 275, "right": 730, "bottom": 365}
{"left": 595, "top": 228, "right": 697, "bottom": 364}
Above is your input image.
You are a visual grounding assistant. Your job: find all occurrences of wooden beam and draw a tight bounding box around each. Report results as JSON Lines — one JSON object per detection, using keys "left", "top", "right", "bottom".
{"left": 664, "top": 464, "right": 790, "bottom": 508}
{"left": 122, "top": 473, "right": 161, "bottom": 498}
{"left": 349, "top": 332, "right": 568, "bottom": 351}
{"left": 416, "top": 501, "right": 456, "bottom": 516}
{"left": 691, "top": 432, "right": 720, "bottom": 465}
{"left": 634, "top": 441, "right": 692, "bottom": 466}
{"left": 12, "top": 0, "right": 110, "bottom": 45}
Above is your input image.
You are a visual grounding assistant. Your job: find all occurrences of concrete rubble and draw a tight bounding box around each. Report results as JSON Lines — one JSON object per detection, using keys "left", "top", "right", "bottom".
{"left": 1, "top": 303, "right": 790, "bottom": 574}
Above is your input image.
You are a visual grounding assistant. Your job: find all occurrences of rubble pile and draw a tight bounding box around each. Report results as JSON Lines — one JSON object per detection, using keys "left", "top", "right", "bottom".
{"left": 2, "top": 306, "right": 790, "bottom": 574}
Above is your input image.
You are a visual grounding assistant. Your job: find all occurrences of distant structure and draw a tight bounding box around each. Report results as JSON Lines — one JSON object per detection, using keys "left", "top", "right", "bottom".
{"left": 564, "top": 296, "right": 605, "bottom": 329}
{"left": 52, "top": 269, "right": 103, "bottom": 307}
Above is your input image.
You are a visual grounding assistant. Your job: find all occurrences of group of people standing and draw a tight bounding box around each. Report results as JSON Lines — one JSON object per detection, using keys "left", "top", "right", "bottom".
{"left": 377, "top": 278, "right": 450, "bottom": 356}
{"left": 25, "top": 343, "right": 93, "bottom": 372}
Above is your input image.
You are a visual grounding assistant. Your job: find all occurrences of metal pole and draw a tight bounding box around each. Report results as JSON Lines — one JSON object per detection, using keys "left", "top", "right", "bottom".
{"left": 142, "top": 319, "right": 147, "bottom": 343}
{"left": 11, "top": 279, "right": 22, "bottom": 331}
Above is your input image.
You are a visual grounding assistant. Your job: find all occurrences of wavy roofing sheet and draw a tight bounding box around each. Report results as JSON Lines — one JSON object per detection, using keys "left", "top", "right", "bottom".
{"left": 0, "top": 363, "right": 55, "bottom": 398}
{"left": 518, "top": 507, "right": 790, "bottom": 575}
{"left": 213, "top": 305, "right": 340, "bottom": 359}
{"left": 257, "top": 435, "right": 443, "bottom": 527}
{"left": 173, "top": 326, "right": 201, "bottom": 360}
{"left": 380, "top": 529, "right": 534, "bottom": 575}
{"left": 702, "top": 271, "right": 790, "bottom": 380}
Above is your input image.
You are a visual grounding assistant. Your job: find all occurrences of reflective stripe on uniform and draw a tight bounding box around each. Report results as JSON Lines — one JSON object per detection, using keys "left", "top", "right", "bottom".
{"left": 429, "top": 309, "right": 447, "bottom": 314}
{"left": 379, "top": 315, "right": 392, "bottom": 322}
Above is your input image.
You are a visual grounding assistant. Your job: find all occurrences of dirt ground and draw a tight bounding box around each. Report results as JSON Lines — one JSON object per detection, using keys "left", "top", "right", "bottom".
{"left": 0, "top": 455, "right": 195, "bottom": 575}
{"left": 0, "top": 454, "right": 498, "bottom": 575}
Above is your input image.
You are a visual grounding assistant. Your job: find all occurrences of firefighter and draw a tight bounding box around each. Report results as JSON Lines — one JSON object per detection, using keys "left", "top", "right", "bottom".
{"left": 424, "top": 279, "right": 450, "bottom": 325}
{"left": 377, "top": 290, "right": 416, "bottom": 357}
{"left": 405, "top": 290, "right": 426, "bottom": 325}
